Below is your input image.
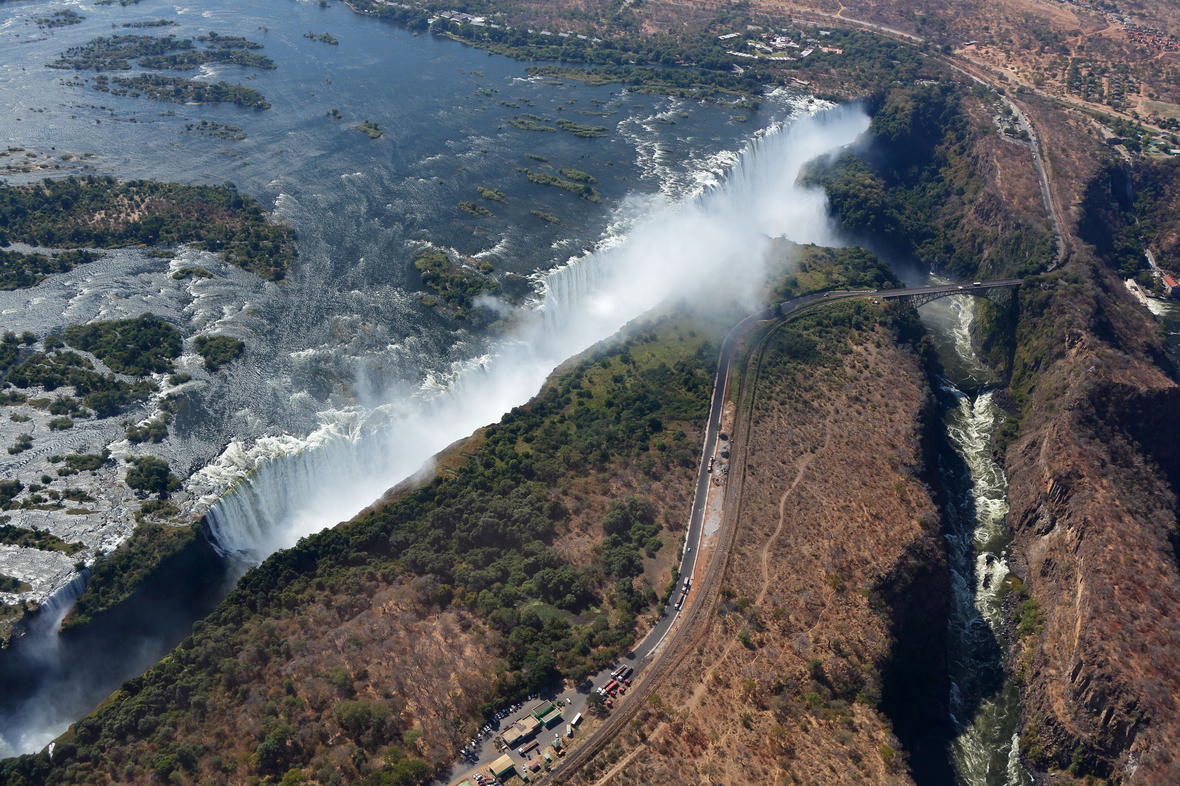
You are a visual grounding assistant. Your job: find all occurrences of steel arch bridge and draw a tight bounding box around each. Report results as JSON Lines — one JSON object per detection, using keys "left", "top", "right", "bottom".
{"left": 876, "top": 278, "right": 1024, "bottom": 309}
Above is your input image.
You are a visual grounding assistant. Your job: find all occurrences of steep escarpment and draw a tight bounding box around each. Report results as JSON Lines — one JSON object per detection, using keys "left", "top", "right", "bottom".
{"left": 580, "top": 302, "right": 949, "bottom": 786}
{"left": 979, "top": 91, "right": 1180, "bottom": 782}
{"left": 806, "top": 83, "right": 1056, "bottom": 279}
{"left": 998, "top": 262, "right": 1180, "bottom": 783}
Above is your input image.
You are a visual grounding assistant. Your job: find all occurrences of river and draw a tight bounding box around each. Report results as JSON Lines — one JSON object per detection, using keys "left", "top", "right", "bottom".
{"left": 917, "top": 292, "right": 1033, "bottom": 786}
{"left": 0, "top": 0, "right": 875, "bottom": 755}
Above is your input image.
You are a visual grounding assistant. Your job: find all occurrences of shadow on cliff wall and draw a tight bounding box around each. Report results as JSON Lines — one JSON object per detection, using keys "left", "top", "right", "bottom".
{"left": 0, "top": 524, "right": 229, "bottom": 757}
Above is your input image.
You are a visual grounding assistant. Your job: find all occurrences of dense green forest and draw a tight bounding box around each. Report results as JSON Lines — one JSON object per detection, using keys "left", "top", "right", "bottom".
{"left": 0, "top": 250, "right": 102, "bottom": 291}
{"left": 0, "top": 177, "right": 295, "bottom": 280}
{"left": 64, "top": 315, "right": 182, "bottom": 376}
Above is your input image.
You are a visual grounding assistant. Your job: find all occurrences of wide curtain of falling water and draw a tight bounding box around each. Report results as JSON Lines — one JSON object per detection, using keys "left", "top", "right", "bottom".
{"left": 203, "top": 104, "right": 872, "bottom": 565}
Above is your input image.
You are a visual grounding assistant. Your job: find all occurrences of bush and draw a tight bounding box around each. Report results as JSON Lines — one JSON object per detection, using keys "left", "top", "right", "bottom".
{"left": 125, "top": 456, "right": 180, "bottom": 497}
{"left": 194, "top": 335, "right": 245, "bottom": 371}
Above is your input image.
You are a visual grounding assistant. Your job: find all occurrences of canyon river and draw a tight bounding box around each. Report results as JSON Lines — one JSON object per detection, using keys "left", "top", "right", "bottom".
{"left": 2, "top": 2, "right": 1034, "bottom": 781}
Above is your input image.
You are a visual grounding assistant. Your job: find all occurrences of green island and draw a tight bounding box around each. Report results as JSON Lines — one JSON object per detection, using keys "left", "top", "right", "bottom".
{"left": 0, "top": 250, "right": 102, "bottom": 291}
{"left": 171, "top": 266, "right": 213, "bottom": 279}
{"left": 555, "top": 118, "right": 608, "bottom": 138}
{"left": 303, "top": 31, "right": 339, "bottom": 45}
{"left": 0, "top": 575, "right": 31, "bottom": 594}
{"left": 34, "top": 9, "right": 84, "bottom": 28}
{"left": 326, "top": 107, "right": 343, "bottom": 120}
{"left": 458, "top": 201, "right": 493, "bottom": 217}
{"left": 125, "top": 456, "right": 181, "bottom": 498}
{"left": 520, "top": 168, "right": 602, "bottom": 202}
{"left": 0, "top": 524, "right": 85, "bottom": 555}
{"left": 7, "top": 434, "right": 32, "bottom": 455}
{"left": 126, "top": 418, "right": 169, "bottom": 444}
{"left": 182, "top": 120, "right": 246, "bottom": 141}
{"left": 507, "top": 117, "right": 555, "bottom": 133}
{"left": 0, "top": 177, "right": 295, "bottom": 280}
{"left": 48, "top": 35, "right": 196, "bottom": 71}
{"left": 50, "top": 34, "right": 272, "bottom": 106}
{"left": 64, "top": 315, "right": 182, "bottom": 376}
{"left": 559, "top": 168, "right": 597, "bottom": 184}
{"left": 137, "top": 49, "right": 275, "bottom": 71}
{"left": 122, "top": 19, "right": 178, "bottom": 28}
{"left": 354, "top": 120, "right": 383, "bottom": 139}
{"left": 414, "top": 248, "right": 500, "bottom": 315}
{"left": 477, "top": 186, "right": 506, "bottom": 202}
{"left": 531, "top": 209, "right": 560, "bottom": 223}
{"left": 195, "top": 33, "right": 263, "bottom": 50}
{"left": 193, "top": 335, "right": 245, "bottom": 371}
{"left": 53, "top": 451, "right": 112, "bottom": 477}
{"left": 93, "top": 74, "right": 271, "bottom": 109}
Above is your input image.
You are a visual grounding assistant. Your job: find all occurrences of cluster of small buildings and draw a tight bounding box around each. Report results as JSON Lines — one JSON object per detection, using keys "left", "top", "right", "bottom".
{"left": 432, "top": 10, "right": 602, "bottom": 40}
{"left": 718, "top": 28, "right": 843, "bottom": 64}
{"left": 1121, "top": 22, "right": 1180, "bottom": 54}
{"left": 501, "top": 701, "right": 566, "bottom": 748}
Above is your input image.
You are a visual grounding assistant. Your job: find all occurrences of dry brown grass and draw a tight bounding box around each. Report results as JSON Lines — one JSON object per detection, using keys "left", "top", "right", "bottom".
{"left": 579, "top": 315, "right": 945, "bottom": 786}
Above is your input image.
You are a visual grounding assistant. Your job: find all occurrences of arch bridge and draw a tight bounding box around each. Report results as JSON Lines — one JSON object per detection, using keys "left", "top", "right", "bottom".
{"left": 875, "top": 278, "right": 1024, "bottom": 309}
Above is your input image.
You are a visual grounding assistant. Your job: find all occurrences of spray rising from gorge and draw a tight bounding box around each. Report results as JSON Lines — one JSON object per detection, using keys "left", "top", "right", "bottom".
{"left": 205, "top": 105, "right": 871, "bottom": 562}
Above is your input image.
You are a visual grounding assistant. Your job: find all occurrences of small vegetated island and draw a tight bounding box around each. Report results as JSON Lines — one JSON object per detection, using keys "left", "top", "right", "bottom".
{"left": 518, "top": 168, "right": 601, "bottom": 202}
{"left": 182, "top": 120, "right": 246, "bottom": 141}
{"left": 193, "top": 335, "right": 245, "bottom": 371}
{"left": 48, "top": 32, "right": 273, "bottom": 108}
{"left": 0, "top": 176, "right": 296, "bottom": 281}
{"left": 304, "top": 31, "right": 339, "bottom": 45}
{"left": 414, "top": 247, "right": 499, "bottom": 317}
{"left": 34, "top": 9, "right": 84, "bottom": 28}
{"left": 354, "top": 120, "right": 383, "bottom": 138}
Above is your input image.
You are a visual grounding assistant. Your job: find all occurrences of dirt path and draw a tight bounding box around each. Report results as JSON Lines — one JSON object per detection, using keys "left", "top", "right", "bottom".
{"left": 757, "top": 421, "right": 831, "bottom": 604}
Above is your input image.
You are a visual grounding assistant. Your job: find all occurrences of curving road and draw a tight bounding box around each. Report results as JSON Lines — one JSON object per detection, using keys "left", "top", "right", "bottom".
{"left": 541, "top": 279, "right": 1023, "bottom": 784}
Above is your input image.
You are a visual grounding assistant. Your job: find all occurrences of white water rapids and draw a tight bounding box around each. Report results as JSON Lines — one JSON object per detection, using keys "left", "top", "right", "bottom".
{"left": 204, "top": 105, "right": 871, "bottom": 562}
{"left": 926, "top": 294, "right": 1032, "bottom": 786}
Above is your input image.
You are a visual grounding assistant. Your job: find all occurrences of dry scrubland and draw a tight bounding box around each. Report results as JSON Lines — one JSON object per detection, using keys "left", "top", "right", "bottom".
{"left": 580, "top": 305, "right": 944, "bottom": 786}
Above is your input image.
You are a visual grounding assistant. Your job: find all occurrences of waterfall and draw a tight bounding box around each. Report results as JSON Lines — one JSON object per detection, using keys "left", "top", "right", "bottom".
{"left": 204, "top": 104, "right": 872, "bottom": 564}
{"left": 31, "top": 568, "right": 90, "bottom": 635}
{"left": 0, "top": 568, "right": 89, "bottom": 758}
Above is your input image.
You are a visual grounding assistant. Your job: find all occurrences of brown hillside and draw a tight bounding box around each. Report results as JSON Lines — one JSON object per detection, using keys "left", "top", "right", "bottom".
{"left": 579, "top": 304, "right": 948, "bottom": 786}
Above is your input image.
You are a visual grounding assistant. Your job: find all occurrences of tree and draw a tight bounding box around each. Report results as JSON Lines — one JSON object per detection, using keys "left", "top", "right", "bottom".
{"left": 125, "top": 456, "right": 180, "bottom": 498}
{"left": 586, "top": 691, "right": 606, "bottom": 715}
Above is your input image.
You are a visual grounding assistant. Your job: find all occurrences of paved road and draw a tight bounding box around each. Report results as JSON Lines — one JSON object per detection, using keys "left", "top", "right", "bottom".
{"left": 454, "top": 280, "right": 1022, "bottom": 785}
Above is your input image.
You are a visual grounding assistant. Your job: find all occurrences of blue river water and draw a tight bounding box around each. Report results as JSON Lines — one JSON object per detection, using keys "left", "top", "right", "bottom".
{"left": 0, "top": 0, "right": 826, "bottom": 755}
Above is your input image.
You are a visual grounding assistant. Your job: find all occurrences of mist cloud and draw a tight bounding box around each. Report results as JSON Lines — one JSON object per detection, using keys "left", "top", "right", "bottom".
{"left": 204, "top": 104, "right": 871, "bottom": 560}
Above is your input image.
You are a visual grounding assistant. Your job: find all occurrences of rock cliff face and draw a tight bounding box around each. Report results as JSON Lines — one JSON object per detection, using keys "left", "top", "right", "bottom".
{"left": 1000, "top": 263, "right": 1180, "bottom": 783}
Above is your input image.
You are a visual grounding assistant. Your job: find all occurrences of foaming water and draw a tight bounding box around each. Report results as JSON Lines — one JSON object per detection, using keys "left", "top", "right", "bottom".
{"left": 206, "top": 104, "right": 871, "bottom": 561}
{"left": 926, "top": 294, "right": 1031, "bottom": 786}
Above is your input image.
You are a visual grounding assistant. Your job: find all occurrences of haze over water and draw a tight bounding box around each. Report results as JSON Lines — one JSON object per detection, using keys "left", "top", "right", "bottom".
{"left": 0, "top": 0, "right": 812, "bottom": 535}
{"left": 0, "top": 0, "right": 871, "bottom": 755}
